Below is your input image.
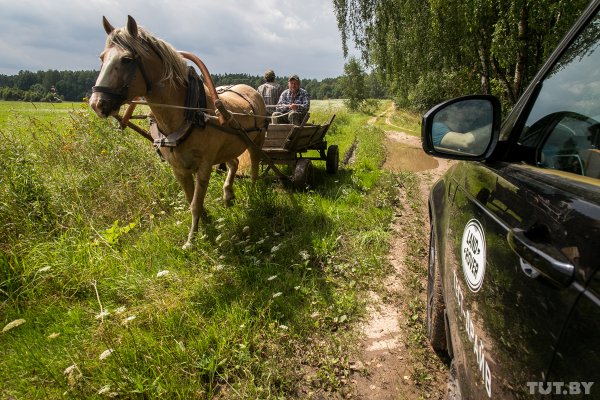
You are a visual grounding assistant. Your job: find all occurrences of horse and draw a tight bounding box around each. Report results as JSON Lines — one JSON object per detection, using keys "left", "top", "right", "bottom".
{"left": 89, "top": 15, "right": 268, "bottom": 249}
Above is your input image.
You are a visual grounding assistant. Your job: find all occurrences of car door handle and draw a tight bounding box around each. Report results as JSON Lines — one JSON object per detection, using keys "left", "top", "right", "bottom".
{"left": 507, "top": 228, "right": 575, "bottom": 287}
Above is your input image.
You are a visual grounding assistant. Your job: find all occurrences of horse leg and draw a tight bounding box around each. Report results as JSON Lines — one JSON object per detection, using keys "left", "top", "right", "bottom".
{"left": 173, "top": 169, "right": 194, "bottom": 204}
{"left": 181, "top": 164, "right": 211, "bottom": 250}
{"left": 223, "top": 158, "right": 239, "bottom": 206}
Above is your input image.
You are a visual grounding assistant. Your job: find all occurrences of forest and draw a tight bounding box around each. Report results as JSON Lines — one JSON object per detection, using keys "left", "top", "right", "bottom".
{"left": 0, "top": 70, "right": 385, "bottom": 103}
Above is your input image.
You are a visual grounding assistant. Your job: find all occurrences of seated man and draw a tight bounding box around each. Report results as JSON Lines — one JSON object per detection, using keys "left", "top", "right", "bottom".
{"left": 257, "top": 69, "right": 282, "bottom": 116}
{"left": 272, "top": 74, "right": 310, "bottom": 125}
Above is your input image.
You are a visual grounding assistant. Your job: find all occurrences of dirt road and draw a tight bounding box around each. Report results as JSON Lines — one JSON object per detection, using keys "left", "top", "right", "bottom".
{"left": 348, "top": 118, "right": 454, "bottom": 399}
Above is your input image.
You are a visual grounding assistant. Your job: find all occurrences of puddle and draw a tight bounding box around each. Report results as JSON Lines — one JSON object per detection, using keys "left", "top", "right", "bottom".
{"left": 383, "top": 139, "right": 438, "bottom": 172}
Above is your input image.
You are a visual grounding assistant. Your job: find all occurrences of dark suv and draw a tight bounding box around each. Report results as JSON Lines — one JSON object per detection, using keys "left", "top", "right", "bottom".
{"left": 422, "top": 0, "right": 600, "bottom": 398}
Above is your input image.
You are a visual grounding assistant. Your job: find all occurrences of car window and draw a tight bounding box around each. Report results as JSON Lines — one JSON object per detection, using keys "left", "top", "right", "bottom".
{"left": 518, "top": 11, "right": 600, "bottom": 178}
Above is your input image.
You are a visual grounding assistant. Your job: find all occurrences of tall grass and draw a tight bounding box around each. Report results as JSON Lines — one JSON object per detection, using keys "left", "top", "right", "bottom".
{"left": 0, "top": 100, "right": 399, "bottom": 398}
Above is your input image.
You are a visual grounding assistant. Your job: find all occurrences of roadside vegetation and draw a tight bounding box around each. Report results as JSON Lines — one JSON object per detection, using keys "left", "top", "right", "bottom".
{"left": 0, "top": 100, "right": 427, "bottom": 398}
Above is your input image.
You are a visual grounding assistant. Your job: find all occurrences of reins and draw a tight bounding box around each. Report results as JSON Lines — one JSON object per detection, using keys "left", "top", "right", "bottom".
{"left": 128, "top": 99, "right": 289, "bottom": 120}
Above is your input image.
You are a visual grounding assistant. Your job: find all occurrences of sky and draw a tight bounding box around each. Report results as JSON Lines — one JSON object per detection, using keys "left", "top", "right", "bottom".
{"left": 0, "top": 0, "right": 357, "bottom": 80}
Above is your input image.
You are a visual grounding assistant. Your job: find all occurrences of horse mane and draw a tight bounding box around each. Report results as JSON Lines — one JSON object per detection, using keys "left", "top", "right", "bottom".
{"left": 106, "top": 25, "right": 189, "bottom": 87}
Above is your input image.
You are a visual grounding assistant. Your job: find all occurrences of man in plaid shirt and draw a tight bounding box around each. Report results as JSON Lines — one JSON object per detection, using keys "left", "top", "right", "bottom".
{"left": 257, "top": 69, "right": 282, "bottom": 115}
{"left": 273, "top": 74, "right": 310, "bottom": 125}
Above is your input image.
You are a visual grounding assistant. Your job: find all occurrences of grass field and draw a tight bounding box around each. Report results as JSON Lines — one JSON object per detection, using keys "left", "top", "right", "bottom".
{"left": 0, "top": 99, "right": 423, "bottom": 398}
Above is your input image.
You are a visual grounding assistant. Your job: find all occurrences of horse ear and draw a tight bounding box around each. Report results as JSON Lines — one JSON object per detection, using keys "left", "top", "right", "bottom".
{"left": 102, "top": 16, "right": 115, "bottom": 34}
{"left": 126, "top": 15, "right": 138, "bottom": 38}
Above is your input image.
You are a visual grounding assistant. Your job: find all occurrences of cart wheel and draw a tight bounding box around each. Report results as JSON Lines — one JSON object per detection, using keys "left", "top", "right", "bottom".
{"left": 293, "top": 159, "right": 312, "bottom": 189}
{"left": 326, "top": 145, "right": 339, "bottom": 174}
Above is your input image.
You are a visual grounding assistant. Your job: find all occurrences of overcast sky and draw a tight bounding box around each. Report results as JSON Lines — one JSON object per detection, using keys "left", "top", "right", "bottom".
{"left": 0, "top": 0, "right": 356, "bottom": 80}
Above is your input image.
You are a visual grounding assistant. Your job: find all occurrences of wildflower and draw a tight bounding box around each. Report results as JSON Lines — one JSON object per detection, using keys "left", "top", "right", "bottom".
{"left": 99, "top": 349, "right": 114, "bottom": 360}
{"left": 63, "top": 364, "right": 77, "bottom": 375}
{"left": 2, "top": 319, "right": 26, "bottom": 333}
{"left": 98, "top": 385, "right": 111, "bottom": 395}
{"left": 299, "top": 250, "right": 310, "bottom": 261}
{"left": 95, "top": 310, "right": 110, "bottom": 320}
{"left": 270, "top": 244, "right": 281, "bottom": 253}
{"left": 272, "top": 292, "right": 282, "bottom": 298}
{"left": 122, "top": 315, "right": 136, "bottom": 324}
{"left": 114, "top": 306, "right": 126, "bottom": 315}
{"left": 279, "top": 325, "right": 289, "bottom": 330}
{"left": 267, "top": 275, "right": 278, "bottom": 281}
{"left": 156, "top": 270, "right": 169, "bottom": 278}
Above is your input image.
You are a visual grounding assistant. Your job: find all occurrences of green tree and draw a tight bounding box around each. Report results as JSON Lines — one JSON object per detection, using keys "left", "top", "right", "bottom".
{"left": 341, "top": 57, "right": 367, "bottom": 111}
{"left": 333, "top": 0, "right": 590, "bottom": 109}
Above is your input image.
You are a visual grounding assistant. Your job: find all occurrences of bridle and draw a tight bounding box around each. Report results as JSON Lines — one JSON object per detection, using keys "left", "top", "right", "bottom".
{"left": 91, "top": 39, "right": 154, "bottom": 105}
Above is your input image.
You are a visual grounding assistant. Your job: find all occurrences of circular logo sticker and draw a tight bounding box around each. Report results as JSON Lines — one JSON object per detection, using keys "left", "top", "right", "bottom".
{"left": 461, "top": 219, "right": 486, "bottom": 292}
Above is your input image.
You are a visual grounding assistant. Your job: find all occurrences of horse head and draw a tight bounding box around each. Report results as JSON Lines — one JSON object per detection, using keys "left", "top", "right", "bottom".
{"left": 89, "top": 16, "right": 155, "bottom": 117}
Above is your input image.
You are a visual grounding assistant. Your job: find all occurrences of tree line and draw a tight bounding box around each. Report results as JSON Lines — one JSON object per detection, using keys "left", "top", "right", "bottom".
{"left": 0, "top": 70, "right": 387, "bottom": 103}
{"left": 333, "top": 0, "right": 591, "bottom": 110}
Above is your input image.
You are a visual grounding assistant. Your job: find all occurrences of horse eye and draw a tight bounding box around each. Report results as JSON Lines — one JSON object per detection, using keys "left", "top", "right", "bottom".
{"left": 122, "top": 57, "right": 134, "bottom": 65}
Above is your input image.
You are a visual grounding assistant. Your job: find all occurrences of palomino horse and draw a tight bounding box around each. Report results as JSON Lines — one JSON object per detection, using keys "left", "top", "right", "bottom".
{"left": 89, "top": 16, "right": 267, "bottom": 249}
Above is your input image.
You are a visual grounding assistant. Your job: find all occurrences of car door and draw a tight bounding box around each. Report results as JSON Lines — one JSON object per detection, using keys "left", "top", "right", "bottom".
{"left": 426, "top": 3, "right": 600, "bottom": 398}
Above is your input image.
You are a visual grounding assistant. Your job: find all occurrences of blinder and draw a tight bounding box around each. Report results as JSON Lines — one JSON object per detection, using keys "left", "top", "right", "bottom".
{"left": 91, "top": 42, "right": 153, "bottom": 108}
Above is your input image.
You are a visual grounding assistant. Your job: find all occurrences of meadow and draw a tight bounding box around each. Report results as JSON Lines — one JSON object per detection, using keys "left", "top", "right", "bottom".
{"left": 0, "top": 99, "right": 423, "bottom": 398}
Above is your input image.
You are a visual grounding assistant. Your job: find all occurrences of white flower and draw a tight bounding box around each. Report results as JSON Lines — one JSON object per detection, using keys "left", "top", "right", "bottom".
{"left": 2, "top": 319, "right": 26, "bottom": 333}
{"left": 114, "top": 306, "right": 126, "bottom": 315}
{"left": 98, "top": 385, "right": 111, "bottom": 395}
{"left": 63, "top": 364, "right": 77, "bottom": 375}
{"left": 299, "top": 250, "right": 310, "bottom": 261}
{"left": 99, "top": 349, "right": 114, "bottom": 360}
{"left": 267, "top": 275, "right": 278, "bottom": 281}
{"left": 123, "top": 315, "right": 136, "bottom": 324}
{"left": 272, "top": 292, "right": 283, "bottom": 298}
{"left": 279, "top": 325, "right": 289, "bottom": 330}
{"left": 95, "top": 310, "right": 110, "bottom": 320}
{"left": 156, "top": 270, "right": 169, "bottom": 278}
{"left": 270, "top": 244, "right": 281, "bottom": 253}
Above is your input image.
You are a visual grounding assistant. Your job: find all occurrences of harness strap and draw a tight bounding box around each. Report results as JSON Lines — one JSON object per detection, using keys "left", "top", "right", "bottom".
{"left": 150, "top": 120, "right": 194, "bottom": 148}
{"left": 184, "top": 66, "right": 207, "bottom": 128}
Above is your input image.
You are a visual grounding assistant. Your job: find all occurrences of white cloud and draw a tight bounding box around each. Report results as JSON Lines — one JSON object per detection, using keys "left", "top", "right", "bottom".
{"left": 0, "top": 0, "right": 355, "bottom": 79}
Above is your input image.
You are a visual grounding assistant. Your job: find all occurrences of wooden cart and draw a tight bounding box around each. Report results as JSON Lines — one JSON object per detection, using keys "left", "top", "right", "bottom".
{"left": 261, "top": 114, "right": 338, "bottom": 188}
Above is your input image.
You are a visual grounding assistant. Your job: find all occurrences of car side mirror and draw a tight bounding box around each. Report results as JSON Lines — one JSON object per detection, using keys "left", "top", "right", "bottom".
{"left": 422, "top": 95, "right": 501, "bottom": 160}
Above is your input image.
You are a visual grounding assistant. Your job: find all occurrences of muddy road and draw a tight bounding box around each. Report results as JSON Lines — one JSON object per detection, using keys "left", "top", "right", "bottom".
{"left": 348, "top": 119, "right": 454, "bottom": 399}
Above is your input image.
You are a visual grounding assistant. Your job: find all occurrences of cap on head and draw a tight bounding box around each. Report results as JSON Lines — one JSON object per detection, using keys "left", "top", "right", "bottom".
{"left": 288, "top": 74, "right": 300, "bottom": 82}
{"left": 264, "top": 69, "right": 275, "bottom": 80}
